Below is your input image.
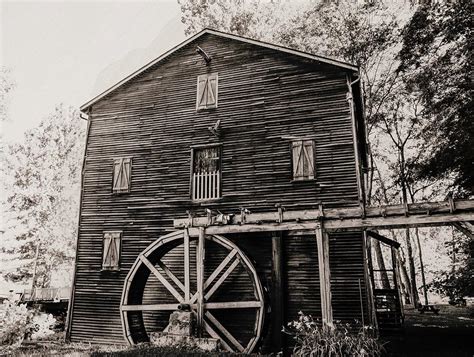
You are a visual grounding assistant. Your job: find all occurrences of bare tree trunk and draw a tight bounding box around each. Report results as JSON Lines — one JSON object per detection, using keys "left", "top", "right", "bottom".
{"left": 31, "top": 240, "right": 41, "bottom": 292}
{"left": 373, "top": 238, "right": 391, "bottom": 289}
{"left": 405, "top": 228, "right": 420, "bottom": 307}
{"left": 399, "top": 144, "right": 420, "bottom": 307}
{"left": 397, "top": 249, "right": 413, "bottom": 303}
{"left": 370, "top": 163, "right": 391, "bottom": 287}
{"left": 389, "top": 230, "right": 413, "bottom": 303}
{"left": 415, "top": 228, "right": 429, "bottom": 306}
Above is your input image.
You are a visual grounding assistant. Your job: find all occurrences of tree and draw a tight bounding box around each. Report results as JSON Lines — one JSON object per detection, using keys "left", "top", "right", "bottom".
{"left": 0, "top": 67, "right": 16, "bottom": 123}
{"left": 1, "top": 105, "right": 86, "bottom": 288}
{"left": 398, "top": 0, "right": 474, "bottom": 195}
{"left": 429, "top": 227, "right": 474, "bottom": 302}
{"left": 179, "top": 0, "right": 421, "bottom": 300}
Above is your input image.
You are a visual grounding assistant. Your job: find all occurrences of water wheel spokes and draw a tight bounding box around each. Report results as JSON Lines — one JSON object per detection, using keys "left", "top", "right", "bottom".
{"left": 121, "top": 230, "right": 265, "bottom": 353}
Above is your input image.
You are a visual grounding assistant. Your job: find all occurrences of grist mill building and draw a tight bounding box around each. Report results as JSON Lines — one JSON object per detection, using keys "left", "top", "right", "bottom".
{"left": 67, "top": 28, "right": 404, "bottom": 353}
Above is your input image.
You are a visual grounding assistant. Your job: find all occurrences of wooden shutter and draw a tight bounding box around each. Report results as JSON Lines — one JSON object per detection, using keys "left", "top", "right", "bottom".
{"left": 292, "top": 140, "right": 315, "bottom": 180}
{"left": 292, "top": 141, "right": 304, "bottom": 179}
{"left": 303, "top": 140, "right": 315, "bottom": 179}
{"left": 113, "top": 158, "right": 131, "bottom": 193}
{"left": 197, "top": 74, "right": 218, "bottom": 110}
{"left": 102, "top": 232, "right": 121, "bottom": 270}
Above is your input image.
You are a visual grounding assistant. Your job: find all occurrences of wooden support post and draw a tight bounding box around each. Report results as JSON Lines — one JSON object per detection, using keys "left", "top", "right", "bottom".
{"left": 271, "top": 231, "right": 285, "bottom": 352}
{"left": 196, "top": 227, "right": 205, "bottom": 336}
{"left": 184, "top": 228, "right": 190, "bottom": 302}
{"left": 316, "top": 223, "right": 333, "bottom": 326}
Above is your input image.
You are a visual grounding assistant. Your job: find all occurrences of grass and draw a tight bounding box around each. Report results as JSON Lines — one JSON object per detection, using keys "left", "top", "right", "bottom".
{"left": 1, "top": 339, "right": 268, "bottom": 357}
{"left": 4, "top": 305, "right": 473, "bottom": 356}
{"left": 384, "top": 304, "right": 474, "bottom": 357}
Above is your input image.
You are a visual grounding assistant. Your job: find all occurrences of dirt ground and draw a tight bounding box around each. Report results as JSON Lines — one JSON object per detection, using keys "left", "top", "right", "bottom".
{"left": 384, "top": 304, "right": 474, "bottom": 357}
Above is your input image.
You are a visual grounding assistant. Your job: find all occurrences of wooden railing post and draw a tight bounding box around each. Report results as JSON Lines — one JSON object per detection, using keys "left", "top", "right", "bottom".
{"left": 316, "top": 223, "right": 333, "bottom": 327}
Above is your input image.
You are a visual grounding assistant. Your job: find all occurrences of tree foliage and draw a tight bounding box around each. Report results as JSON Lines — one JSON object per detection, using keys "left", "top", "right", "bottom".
{"left": 1, "top": 105, "right": 86, "bottom": 287}
{"left": 398, "top": 1, "right": 474, "bottom": 195}
{"left": 0, "top": 67, "right": 16, "bottom": 123}
{"left": 429, "top": 229, "right": 474, "bottom": 301}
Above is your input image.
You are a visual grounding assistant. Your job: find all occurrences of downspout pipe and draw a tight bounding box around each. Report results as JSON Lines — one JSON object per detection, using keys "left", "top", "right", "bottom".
{"left": 65, "top": 109, "right": 92, "bottom": 341}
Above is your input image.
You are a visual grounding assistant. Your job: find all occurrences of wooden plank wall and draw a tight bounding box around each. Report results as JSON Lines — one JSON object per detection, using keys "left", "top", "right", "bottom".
{"left": 69, "top": 32, "right": 364, "bottom": 347}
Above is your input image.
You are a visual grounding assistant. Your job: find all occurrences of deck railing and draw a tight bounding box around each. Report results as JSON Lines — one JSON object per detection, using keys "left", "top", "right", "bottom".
{"left": 21, "top": 287, "right": 71, "bottom": 302}
{"left": 192, "top": 170, "right": 220, "bottom": 201}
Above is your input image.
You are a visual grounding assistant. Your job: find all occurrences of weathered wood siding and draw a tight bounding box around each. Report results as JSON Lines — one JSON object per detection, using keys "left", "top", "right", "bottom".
{"left": 69, "top": 33, "right": 366, "bottom": 348}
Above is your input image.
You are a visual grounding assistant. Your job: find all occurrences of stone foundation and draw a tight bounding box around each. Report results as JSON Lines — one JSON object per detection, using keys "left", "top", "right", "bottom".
{"left": 150, "top": 332, "right": 220, "bottom": 352}
{"left": 150, "top": 309, "right": 220, "bottom": 352}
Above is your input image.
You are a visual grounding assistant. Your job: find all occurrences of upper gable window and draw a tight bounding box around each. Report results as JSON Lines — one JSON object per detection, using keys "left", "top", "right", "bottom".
{"left": 196, "top": 74, "right": 218, "bottom": 110}
{"left": 113, "top": 158, "right": 132, "bottom": 193}
{"left": 292, "top": 140, "right": 315, "bottom": 181}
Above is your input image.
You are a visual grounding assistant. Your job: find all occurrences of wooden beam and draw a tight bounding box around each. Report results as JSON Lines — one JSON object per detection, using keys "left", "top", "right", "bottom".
{"left": 190, "top": 249, "right": 238, "bottom": 304}
{"left": 196, "top": 227, "right": 205, "bottom": 336}
{"left": 204, "top": 259, "right": 240, "bottom": 300}
{"left": 181, "top": 210, "right": 474, "bottom": 235}
{"left": 156, "top": 260, "right": 185, "bottom": 293}
{"left": 121, "top": 303, "right": 181, "bottom": 311}
{"left": 367, "top": 230, "right": 401, "bottom": 248}
{"left": 326, "top": 211, "right": 474, "bottom": 230}
{"left": 203, "top": 320, "right": 233, "bottom": 352}
{"left": 174, "top": 199, "right": 474, "bottom": 229}
{"left": 204, "top": 301, "right": 263, "bottom": 309}
{"left": 139, "top": 255, "right": 183, "bottom": 302}
{"left": 453, "top": 222, "right": 474, "bottom": 239}
{"left": 271, "top": 231, "right": 285, "bottom": 352}
{"left": 184, "top": 228, "right": 190, "bottom": 302}
{"left": 206, "top": 311, "right": 245, "bottom": 352}
{"left": 316, "top": 224, "right": 333, "bottom": 326}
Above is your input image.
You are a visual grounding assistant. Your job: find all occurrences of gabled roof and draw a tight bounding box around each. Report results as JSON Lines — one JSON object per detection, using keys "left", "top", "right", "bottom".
{"left": 81, "top": 28, "right": 358, "bottom": 111}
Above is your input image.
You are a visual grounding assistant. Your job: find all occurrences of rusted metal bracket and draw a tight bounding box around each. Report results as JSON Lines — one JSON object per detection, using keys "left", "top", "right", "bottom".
{"left": 448, "top": 196, "right": 456, "bottom": 213}
{"left": 186, "top": 210, "right": 194, "bottom": 227}
{"left": 275, "top": 203, "right": 285, "bottom": 223}
{"left": 318, "top": 203, "right": 324, "bottom": 222}
{"left": 206, "top": 208, "right": 212, "bottom": 226}
{"left": 240, "top": 207, "right": 251, "bottom": 225}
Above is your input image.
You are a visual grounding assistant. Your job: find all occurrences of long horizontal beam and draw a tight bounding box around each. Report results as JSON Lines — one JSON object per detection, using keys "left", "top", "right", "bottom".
{"left": 174, "top": 199, "right": 474, "bottom": 235}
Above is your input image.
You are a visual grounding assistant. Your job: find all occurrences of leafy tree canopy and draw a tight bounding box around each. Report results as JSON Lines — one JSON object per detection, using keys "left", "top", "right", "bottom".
{"left": 1, "top": 105, "right": 86, "bottom": 288}
{"left": 398, "top": 1, "right": 473, "bottom": 195}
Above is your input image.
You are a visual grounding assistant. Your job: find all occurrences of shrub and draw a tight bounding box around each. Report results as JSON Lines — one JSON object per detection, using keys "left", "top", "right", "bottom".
{"left": 285, "top": 312, "right": 384, "bottom": 357}
{"left": 0, "top": 300, "right": 55, "bottom": 347}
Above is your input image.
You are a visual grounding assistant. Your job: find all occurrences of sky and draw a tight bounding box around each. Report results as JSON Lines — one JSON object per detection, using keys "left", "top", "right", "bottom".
{"left": 1, "top": 0, "right": 186, "bottom": 142}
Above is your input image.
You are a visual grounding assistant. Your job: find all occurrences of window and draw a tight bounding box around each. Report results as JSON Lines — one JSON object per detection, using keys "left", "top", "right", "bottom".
{"left": 113, "top": 158, "right": 132, "bottom": 193}
{"left": 191, "top": 146, "right": 221, "bottom": 200}
{"left": 196, "top": 73, "right": 218, "bottom": 110}
{"left": 102, "top": 231, "right": 121, "bottom": 270}
{"left": 292, "top": 140, "right": 315, "bottom": 180}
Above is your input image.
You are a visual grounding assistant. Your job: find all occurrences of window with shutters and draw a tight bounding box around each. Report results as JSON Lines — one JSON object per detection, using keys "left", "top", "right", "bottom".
{"left": 191, "top": 145, "right": 221, "bottom": 201}
{"left": 196, "top": 73, "right": 218, "bottom": 110}
{"left": 291, "top": 140, "right": 315, "bottom": 180}
{"left": 102, "top": 231, "right": 121, "bottom": 270}
{"left": 112, "top": 158, "right": 132, "bottom": 193}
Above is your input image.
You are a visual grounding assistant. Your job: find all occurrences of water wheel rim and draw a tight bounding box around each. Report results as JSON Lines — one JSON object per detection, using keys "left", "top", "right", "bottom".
{"left": 120, "top": 230, "right": 265, "bottom": 353}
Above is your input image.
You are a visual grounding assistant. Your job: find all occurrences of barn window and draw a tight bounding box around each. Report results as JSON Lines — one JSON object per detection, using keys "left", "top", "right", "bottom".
{"left": 112, "top": 158, "right": 132, "bottom": 193}
{"left": 191, "top": 145, "right": 221, "bottom": 200}
{"left": 292, "top": 140, "right": 315, "bottom": 180}
{"left": 196, "top": 73, "right": 218, "bottom": 110}
{"left": 102, "top": 231, "right": 122, "bottom": 270}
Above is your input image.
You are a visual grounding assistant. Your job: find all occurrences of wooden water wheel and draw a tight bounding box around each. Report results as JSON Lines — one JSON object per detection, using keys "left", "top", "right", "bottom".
{"left": 120, "top": 229, "right": 265, "bottom": 353}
